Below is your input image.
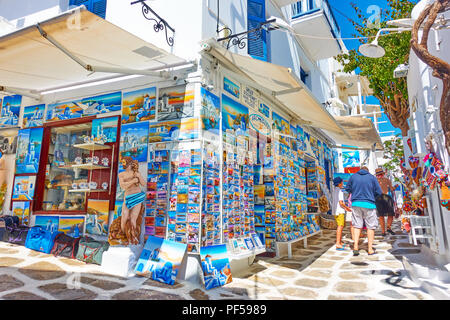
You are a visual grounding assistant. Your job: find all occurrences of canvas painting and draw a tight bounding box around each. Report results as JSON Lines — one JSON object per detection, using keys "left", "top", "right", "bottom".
{"left": 23, "top": 104, "right": 45, "bottom": 128}
{"left": 78, "top": 91, "right": 122, "bottom": 117}
{"left": 34, "top": 215, "right": 59, "bottom": 233}
{"left": 223, "top": 77, "right": 240, "bottom": 99}
{"left": 92, "top": 116, "right": 119, "bottom": 143}
{"left": 157, "top": 85, "right": 195, "bottom": 121}
{"left": 11, "top": 201, "right": 30, "bottom": 225}
{"left": 135, "top": 235, "right": 188, "bottom": 285}
{"left": 15, "top": 127, "right": 44, "bottom": 174}
{"left": 179, "top": 118, "right": 200, "bottom": 140}
{"left": 222, "top": 94, "right": 248, "bottom": 140}
{"left": 272, "top": 111, "right": 290, "bottom": 145}
{"left": 0, "top": 95, "right": 22, "bottom": 126}
{"left": 342, "top": 151, "right": 361, "bottom": 168}
{"left": 86, "top": 199, "right": 110, "bottom": 236}
{"left": 200, "top": 88, "right": 220, "bottom": 137}
{"left": 122, "top": 87, "right": 156, "bottom": 124}
{"left": 120, "top": 121, "right": 149, "bottom": 162}
{"left": 149, "top": 120, "right": 181, "bottom": 143}
{"left": 58, "top": 216, "right": 85, "bottom": 237}
{"left": 200, "top": 244, "right": 233, "bottom": 290}
{"left": 46, "top": 100, "right": 83, "bottom": 122}
{"left": 12, "top": 176, "right": 36, "bottom": 200}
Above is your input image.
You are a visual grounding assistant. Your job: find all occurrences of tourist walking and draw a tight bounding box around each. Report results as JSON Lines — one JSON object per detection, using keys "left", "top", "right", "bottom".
{"left": 332, "top": 177, "right": 352, "bottom": 250}
{"left": 345, "top": 166, "right": 382, "bottom": 256}
{"left": 374, "top": 168, "right": 396, "bottom": 236}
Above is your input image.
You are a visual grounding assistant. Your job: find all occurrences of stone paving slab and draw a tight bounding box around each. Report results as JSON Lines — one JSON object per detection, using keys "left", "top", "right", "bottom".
{"left": 0, "top": 221, "right": 436, "bottom": 300}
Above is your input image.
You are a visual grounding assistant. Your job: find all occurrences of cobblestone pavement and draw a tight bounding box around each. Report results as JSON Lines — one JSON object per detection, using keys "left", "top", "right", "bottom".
{"left": 0, "top": 221, "right": 434, "bottom": 300}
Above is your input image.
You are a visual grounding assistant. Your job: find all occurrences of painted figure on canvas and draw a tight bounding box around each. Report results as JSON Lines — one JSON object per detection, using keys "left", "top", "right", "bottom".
{"left": 109, "top": 156, "right": 146, "bottom": 245}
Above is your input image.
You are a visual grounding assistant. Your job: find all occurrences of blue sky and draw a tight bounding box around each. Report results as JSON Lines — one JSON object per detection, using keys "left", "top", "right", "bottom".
{"left": 327, "top": 0, "right": 403, "bottom": 138}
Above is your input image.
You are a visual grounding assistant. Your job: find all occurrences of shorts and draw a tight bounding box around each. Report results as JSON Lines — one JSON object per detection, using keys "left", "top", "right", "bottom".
{"left": 352, "top": 207, "right": 378, "bottom": 230}
{"left": 334, "top": 214, "right": 345, "bottom": 227}
{"left": 375, "top": 194, "right": 395, "bottom": 217}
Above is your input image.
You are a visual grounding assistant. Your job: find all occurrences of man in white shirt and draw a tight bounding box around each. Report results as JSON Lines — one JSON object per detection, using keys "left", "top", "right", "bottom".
{"left": 332, "top": 177, "right": 352, "bottom": 250}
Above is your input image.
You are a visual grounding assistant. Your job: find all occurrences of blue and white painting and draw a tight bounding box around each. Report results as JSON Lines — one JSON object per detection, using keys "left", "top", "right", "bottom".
{"left": 78, "top": 91, "right": 122, "bottom": 116}
{"left": 223, "top": 77, "right": 240, "bottom": 99}
{"left": 222, "top": 94, "right": 248, "bottom": 138}
{"left": 23, "top": 104, "right": 45, "bottom": 128}
{"left": 34, "top": 215, "right": 59, "bottom": 233}
{"left": 92, "top": 116, "right": 118, "bottom": 143}
{"left": 200, "top": 88, "right": 220, "bottom": 137}
{"left": 120, "top": 121, "right": 149, "bottom": 162}
{"left": 15, "top": 127, "right": 44, "bottom": 174}
{"left": 135, "top": 235, "right": 188, "bottom": 285}
{"left": 342, "top": 151, "right": 361, "bottom": 168}
{"left": 200, "top": 244, "right": 233, "bottom": 290}
{"left": 0, "top": 95, "right": 22, "bottom": 126}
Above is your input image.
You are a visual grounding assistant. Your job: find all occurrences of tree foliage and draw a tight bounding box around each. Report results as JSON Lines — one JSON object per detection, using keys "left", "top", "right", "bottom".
{"left": 382, "top": 134, "right": 405, "bottom": 184}
{"left": 335, "top": 0, "right": 417, "bottom": 136}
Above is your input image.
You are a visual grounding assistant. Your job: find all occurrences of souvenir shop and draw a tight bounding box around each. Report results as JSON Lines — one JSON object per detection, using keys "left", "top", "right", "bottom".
{"left": 0, "top": 9, "right": 344, "bottom": 288}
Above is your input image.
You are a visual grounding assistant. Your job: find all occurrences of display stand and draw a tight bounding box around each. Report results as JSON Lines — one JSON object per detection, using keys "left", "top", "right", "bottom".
{"left": 101, "top": 245, "right": 142, "bottom": 278}
{"left": 177, "top": 253, "right": 204, "bottom": 285}
{"left": 228, "top": 247, "right": 266, "bottom": 274}
{"left": 275, "top": 229, "right": 323, "bottom": 259}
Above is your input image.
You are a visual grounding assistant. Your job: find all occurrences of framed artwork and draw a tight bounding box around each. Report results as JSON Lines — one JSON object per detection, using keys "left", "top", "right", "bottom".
{"left": 58, "top": 216, "right": 85, "bottom": 237}
{"left": 200, "top": 244, "right": 233, "bottom": 290}
{"left": 120, "top": 121, "right": 149, "bottom": 162}
{"left": 134, "top": 235, "right": 188, "bottom": 285}
{"left": 12, "top": 176, "right": 36, "bottom": 200}
{"left": 122, "top": 87, "right": 156, "bottom": 124}
{"left": 15, "top": 127, "right": 44, "bottom": 174}
{"left": 157, "top": 85, "right": 195, "bottom": 121}
{"left": 23, "top": 104, "right": 45, "bottom": 128}
{"left": 11, "top": 201, "right": 30, "bottom": 225}
{"left": 0, "top": 95, "right": 22, "bottom": 126}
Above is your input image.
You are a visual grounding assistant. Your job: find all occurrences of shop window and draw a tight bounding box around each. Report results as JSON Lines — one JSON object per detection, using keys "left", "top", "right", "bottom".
{"left": 247, "top": 0, "right": 267, "bottom": 61}
{"left": 69, "top": 0, "right": 107, "bottom": 19}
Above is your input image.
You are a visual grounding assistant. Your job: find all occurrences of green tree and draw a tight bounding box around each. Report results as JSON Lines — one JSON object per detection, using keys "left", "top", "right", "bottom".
{"left": 382, "top": 134, "right": 405, "bottom": 184}
{"left": 335, "top": 0, "right": 417, "bottom": 136}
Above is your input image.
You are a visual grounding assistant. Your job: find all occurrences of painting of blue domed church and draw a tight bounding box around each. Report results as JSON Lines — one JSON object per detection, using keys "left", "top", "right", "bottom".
{"left": 0, "top": 95, "right": 22, "bottom": 127}
{"left": 200, "top": 244, "right": 233, "bottom": 290}
{"left": 135, "top": 235, "right": 187, "bottom": 285}
{"left": 15, "top": 127, "right": 44, "bottom": 174}
{"left": 23, "top": 104, "right": 45, "bottom": 128}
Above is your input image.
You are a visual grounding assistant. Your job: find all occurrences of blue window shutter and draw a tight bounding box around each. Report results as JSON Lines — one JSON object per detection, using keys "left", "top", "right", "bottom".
{"left": 247, "top": 0, "right": 267, "bottom": 61}
{"left": 69, "top": 0, "right": 90, "bottom": 8}
{"left": 91, "top": 0, "right": 107, "bottom": 19}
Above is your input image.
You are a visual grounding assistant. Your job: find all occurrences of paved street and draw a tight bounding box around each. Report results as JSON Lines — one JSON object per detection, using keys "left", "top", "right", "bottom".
{"left": 0, "top": 221, "right": 434, "bottom": 300}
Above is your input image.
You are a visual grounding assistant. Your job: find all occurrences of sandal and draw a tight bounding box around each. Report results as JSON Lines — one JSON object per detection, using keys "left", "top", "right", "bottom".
{"left": 368, "top": 249, "right": 377, "bottom": 255}
{"left": 336, "top": 244, "right": 347, "bottom": 251}
{"left": 353, "top": 250, "right": 359, "bottom": 256}
{"left": 387, "top": 229, "right": 395, "bottom": 235}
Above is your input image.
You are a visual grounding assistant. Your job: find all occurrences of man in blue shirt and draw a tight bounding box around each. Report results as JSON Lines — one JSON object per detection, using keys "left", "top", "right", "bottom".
{"left": 346, "top": 166, "right": 382, "bottom": 256}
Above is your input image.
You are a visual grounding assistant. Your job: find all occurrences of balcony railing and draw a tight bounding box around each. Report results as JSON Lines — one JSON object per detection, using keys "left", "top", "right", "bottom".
{"left": 291, "top": 0, "right": 341, "bottom": 39}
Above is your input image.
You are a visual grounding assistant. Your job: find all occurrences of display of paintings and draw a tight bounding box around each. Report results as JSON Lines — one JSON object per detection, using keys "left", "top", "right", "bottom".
{"left": 342, "top": 151, "right": 360, "bottom": 168}
{"left": 12, "top": 176, "right": 36, "bottom": 200}
{"left": 34, "top": 215, "right": 59, "bottom": 232}
{"left": 122, "top": 87, "right": 156, "bottom": 124}
{"left": 223, "top": 77, "right": 240, "bottom": 99}
{"left": 157, "top": 85, "right": 195, "bottom": 121}
{"left": 200, "top": 244, "right": 233, "bottom": 290}
{"left": 120, "top": 121, "right": 149, "bottom": 162}
{"left": 15, "top": 127, "right": 44, "bottom": 174}
{"left": 23, "top": 104, "right": 45, "bottom": 128}
{"left": 0, "top": 95, "right": 22, "bottom": 126}
{"left": 58, "top": 216, "right": 85, "bottom": 237}
{"left": 86, "top": 199, "right": 110, "bottom": 236}
{"left": 11, "top": 201, "right": 30, "bottom": 225}
{"left": 200, "top": 88, "right": 220, "bottom": 138}
{"left": 222, "top": 94, "right": 248, "bottom": 143}
{"left": 134, "top": 235, "right": 187, "bottom": 285}
{"left": 92, "top": 116, "right": 119, "bottom": 143}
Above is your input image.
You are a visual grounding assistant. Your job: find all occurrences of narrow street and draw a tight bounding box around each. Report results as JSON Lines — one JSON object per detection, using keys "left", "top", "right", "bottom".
{"left": 0, "top": 221, "right": 434, "bottom": 300}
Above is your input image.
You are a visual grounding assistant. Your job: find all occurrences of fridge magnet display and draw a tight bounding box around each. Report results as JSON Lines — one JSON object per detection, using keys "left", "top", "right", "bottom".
{"left": 76, "top": 91, "right": 122, "bottom": 117}
{"left": 134, "top": 235, "right": 188, "bottom": 285}
{"left": 0, "top": 94, "right": 21, "bottom": 126}
{"left": 58, "top": 216, "right": 85, "bottom": 237}
{"left": 12, "top": 175, "right": 36, "bottom": 200}
{"left": 200, "top": 88, "right": 220, "bottom": 137}
{"left": 122, "top": 87, "right": 156, "bottom": 124}
{"left": 109, "top": 157, "right": 146, "bottom": 246}
{"left": 15, "top": 127, "right": 44, "bottom": 174}
{"left": 86, "top": 199, "right": 110, "bottom": 236}
{"left": 200, "top": 244, "right": 233, "bottom": 290}
{"left": 120, "top": 121, "right": 149, "bottom": 162}
{"left": 11, "top": 201, "right": 30, "bottom": 225}
{"left": 157, "top": 85, "right": 195, "bottom": 121}
{"left": 223, "top": 77, "right": 240, "bottom": 99}
{"left": 92, "top": 116, "right": 119, "bottom": 143}
{"left": 23, "top": 104, "right": 45, "bottom": 128}
{"left": 35, "top": 215, "right": 59, "bottom": 232}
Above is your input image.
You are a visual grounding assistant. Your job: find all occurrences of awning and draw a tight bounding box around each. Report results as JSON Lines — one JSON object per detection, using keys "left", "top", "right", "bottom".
{"left": 0, "top": 7, "right": 187, "bottom": 94}
{"left": 203, "top": 42, "right": 347, "bottom": 135}
{"left": 272, "top": 0, "right": 299, "bottom": 7}
{"left": 324, "top": 116, "right": 384, "bottom": 151}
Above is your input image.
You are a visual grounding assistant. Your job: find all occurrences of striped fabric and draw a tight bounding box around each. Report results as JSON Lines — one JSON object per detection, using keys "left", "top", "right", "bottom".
{"left": 125, "top": 192, "right": 146, "bottom": 209}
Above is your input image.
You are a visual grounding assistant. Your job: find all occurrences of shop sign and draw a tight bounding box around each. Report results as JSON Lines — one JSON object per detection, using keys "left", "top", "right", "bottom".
{"left": 242, "top": 85, "right": 258, "bottom": 110}
{"left": 249, "top": 113, "right": 271, "bottom": 136}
